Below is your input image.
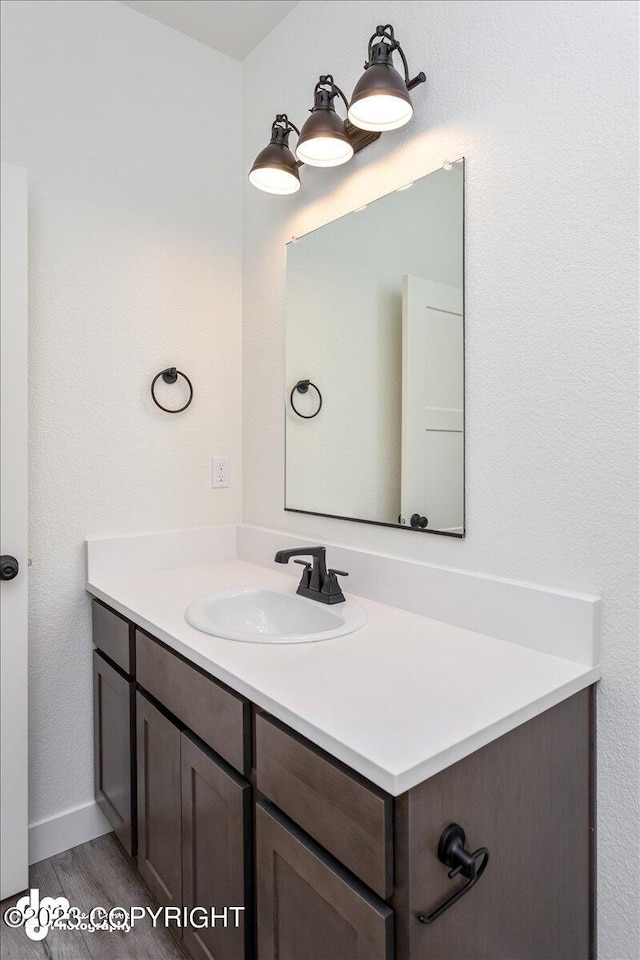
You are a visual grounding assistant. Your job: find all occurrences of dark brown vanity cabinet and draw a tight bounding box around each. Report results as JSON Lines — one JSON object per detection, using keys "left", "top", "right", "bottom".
{"left": 254, "top": 700, "right": 593, "bottom": 960}
{"left": 92, "top": 602, "right": 252, "bottom": 960}
{"left": 92, "top": 599, "right": 594, "bottom": 960}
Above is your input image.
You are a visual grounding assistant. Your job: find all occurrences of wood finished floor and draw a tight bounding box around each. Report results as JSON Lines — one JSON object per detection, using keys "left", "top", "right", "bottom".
{"left": 0, "top": 834, "right": 189, "bottom": 960}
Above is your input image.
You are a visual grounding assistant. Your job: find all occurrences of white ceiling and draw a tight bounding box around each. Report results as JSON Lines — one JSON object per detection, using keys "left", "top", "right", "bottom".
{"left": 120, "top": 0, "right": 299, "bottom": 60}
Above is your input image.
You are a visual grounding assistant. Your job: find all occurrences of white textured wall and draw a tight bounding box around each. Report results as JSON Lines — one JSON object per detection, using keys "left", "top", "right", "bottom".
{"left": 243, "top": 2, "right": 639, "bottom": 957}
{"left": 1, "top": 1, "right": 243, "bottom": 825}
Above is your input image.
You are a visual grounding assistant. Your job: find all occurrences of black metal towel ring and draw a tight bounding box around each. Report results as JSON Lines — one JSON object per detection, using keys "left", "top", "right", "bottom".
{"left": 151, "top": 367, "right": 193, "bottom": 414}
{"left": 290, "top": 379, "right": 322, "bottom": 419}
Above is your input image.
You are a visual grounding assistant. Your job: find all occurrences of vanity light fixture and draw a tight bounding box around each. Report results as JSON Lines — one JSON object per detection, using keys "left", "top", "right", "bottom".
{"left": 348, "top": 24, "right": 426, "bottom": 132}
{"left": 248, "top": 24, "right": 425, "bottom": 194}
{"left": 295, "top": 75, "right": 354, "bottom": 168}
{"left": 248, "top": 114, "right": 301, "bottom": 195}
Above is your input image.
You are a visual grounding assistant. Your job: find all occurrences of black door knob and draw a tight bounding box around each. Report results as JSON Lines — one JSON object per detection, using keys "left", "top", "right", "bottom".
{"left": 410, "top": 514, "right": 429, "bottom": 529}
{"left": 0, "top": 555, "right": 19, "bottom": 581}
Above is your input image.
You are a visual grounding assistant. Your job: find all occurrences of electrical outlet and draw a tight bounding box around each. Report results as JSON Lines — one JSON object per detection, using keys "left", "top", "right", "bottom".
{"left": 212, "top": 457, "right": 229, "bottom": 488}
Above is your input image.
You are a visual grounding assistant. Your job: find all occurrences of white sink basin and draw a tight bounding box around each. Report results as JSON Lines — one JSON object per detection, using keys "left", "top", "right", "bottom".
{"left": 185, "top": 587, "right": 367, "bottom": 644}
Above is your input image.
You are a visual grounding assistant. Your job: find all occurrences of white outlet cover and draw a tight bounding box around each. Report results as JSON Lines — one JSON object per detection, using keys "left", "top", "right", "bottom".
{"left": 212, "top": 457, "right": 229, "bottom": 488}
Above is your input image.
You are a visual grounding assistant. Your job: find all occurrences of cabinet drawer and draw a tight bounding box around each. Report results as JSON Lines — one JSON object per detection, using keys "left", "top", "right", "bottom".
{"left": 255, "top": 713, "right": 393, "bottom": 899}
{"left": 256, "top": 801, "right": 393, "bottom": 960}
{"left": 92, "top": 600, "right": 134, "bottom": 675}
{"left": 136, "top": 630, "right": 249, "bottom": 774}
{"left": 93, "top": 651, "right": 136, "bottom": 856}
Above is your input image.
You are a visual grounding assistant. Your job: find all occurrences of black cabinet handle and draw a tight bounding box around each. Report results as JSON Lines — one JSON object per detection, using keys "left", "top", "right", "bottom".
{"left": 417, "top": 823, "right": 490, "bottom": 925}
{"left": 0, "top": 555, "right": 19, "bottom": 581}
{"left": 410, "top": 514, "right": 429, "bottom": 529}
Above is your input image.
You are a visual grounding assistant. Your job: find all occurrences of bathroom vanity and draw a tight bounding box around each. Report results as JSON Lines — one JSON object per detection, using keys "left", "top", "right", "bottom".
{"left": 87, "top": 526, "right": 599, "bottom": 960}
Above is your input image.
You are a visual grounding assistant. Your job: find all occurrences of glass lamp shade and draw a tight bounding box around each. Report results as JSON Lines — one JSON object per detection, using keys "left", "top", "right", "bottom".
{"left": 347, "top": 62, "right": 413, "bottom": 132}
{"left": 249, "top": 141, "right": 301, "bottom": 195}
{"left": 295, "top": 109, "right": 354, "bottom": 167}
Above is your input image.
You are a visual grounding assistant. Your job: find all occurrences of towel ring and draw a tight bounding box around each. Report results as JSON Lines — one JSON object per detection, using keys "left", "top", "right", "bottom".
{"left": 290, "top": 380, "right": 322, "bottom": 419}
{"left": 151, "top": 367, "right": 193, "bottom": 413}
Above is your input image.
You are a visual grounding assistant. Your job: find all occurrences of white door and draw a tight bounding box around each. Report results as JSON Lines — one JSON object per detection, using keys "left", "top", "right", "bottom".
{"left": 401, "top": 275, "right": 463, "bottom": 533}
{"left": 1, "top": 162, "right": 29, "bottom": 899}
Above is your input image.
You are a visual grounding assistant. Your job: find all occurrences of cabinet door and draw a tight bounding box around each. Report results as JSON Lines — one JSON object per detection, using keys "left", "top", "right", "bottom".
{"left": 136, "top": 692, "right": 182, "bottom": 909}
{"left": 181, "top": 733, "right": 252, "bottom": 960}
{"left": 93, "top": 651, "right": 135, "bottom": 855}
{"left": 256, "top": 801, "right": 393, "bottom": 960}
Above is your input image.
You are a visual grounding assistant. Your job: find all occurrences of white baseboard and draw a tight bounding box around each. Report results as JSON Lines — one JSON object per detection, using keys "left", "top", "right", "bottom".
{"left": 29, "top": 800, "right": 112, "bottom": 865}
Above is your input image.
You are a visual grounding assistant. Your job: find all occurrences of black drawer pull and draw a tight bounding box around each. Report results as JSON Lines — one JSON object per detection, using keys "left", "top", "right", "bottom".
{"left": 417, "top": 823, "right": 489, "bottom": 925}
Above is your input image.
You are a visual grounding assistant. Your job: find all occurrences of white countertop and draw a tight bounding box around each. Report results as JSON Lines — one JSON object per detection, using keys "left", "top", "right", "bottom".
{"left": 87, "top": 557, "right": 599, "bottom": 795}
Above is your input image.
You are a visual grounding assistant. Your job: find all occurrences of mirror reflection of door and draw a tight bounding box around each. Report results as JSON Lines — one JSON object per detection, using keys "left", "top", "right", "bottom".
{"left": 401, "top": 276, "right": 463, "bottom": 534}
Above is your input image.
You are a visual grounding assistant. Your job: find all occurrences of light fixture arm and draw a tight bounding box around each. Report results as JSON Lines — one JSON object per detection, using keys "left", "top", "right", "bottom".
{"left": 315, "top": 75, "right": 350, "bottom": 115}
{"left": 365, "top": 24, "right": 426, "bottom": 91}
{"left": 272, "top": 113, "right": 300, "bottom": 141}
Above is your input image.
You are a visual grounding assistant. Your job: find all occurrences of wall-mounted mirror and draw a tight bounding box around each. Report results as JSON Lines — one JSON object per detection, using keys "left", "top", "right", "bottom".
{"left": 285, "top": 160, "right": 464, "bottom": 536}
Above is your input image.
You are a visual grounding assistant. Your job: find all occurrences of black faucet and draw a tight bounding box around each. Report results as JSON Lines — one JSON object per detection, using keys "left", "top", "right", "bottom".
{"left": 274, "top": 546, "right": 348, "bottom": 605}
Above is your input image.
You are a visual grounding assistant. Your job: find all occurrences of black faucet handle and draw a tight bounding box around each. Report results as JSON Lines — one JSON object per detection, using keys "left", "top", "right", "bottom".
{"left": 321, "top": 569, "right": 348, "bottom": 602}
{"left": 294, "top": 559, "right": 312, "bottom": 589}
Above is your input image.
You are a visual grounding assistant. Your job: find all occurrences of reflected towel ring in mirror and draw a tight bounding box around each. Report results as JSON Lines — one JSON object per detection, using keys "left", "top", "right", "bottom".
{"left": 290, "top": 380, "right": 323, "bottom": 419}
{"left": 151, "top": 367, "right": 193, "bottom": 413}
